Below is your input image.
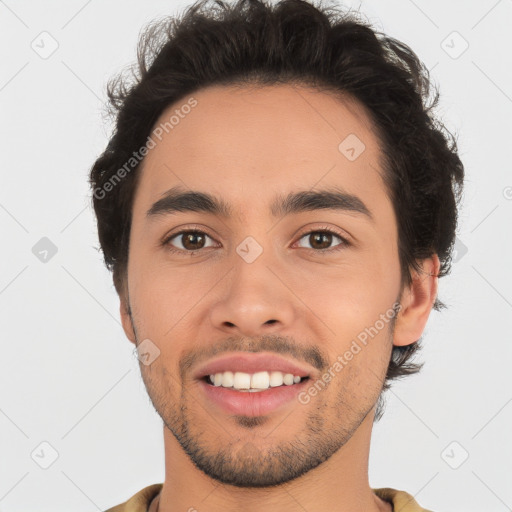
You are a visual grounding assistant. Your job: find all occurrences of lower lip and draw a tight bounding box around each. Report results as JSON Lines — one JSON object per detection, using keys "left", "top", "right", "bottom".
{"left": 198, "top": 378, "right": 310, "bottom": 417}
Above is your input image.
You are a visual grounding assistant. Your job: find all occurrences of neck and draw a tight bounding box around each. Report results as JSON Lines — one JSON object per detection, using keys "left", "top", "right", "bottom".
{"left": 157, "top": 411, "right": 391, "bottom": 512}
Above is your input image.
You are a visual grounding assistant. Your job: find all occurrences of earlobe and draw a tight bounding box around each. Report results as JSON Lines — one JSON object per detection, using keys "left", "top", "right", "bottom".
{"left": 120, "top": 296, "right": 137, "bottom": 345}
{"left": 393, "top": 254, "right": 440, "bottom": 347}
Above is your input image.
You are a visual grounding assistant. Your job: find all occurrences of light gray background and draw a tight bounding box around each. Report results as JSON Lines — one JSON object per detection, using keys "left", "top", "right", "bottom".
{"left": 1, "top": 0, "right": 511, "bottom": 511}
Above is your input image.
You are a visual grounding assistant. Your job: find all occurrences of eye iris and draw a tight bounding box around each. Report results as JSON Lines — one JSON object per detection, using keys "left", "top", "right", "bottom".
{"left": 183, "top": 232, "right": 205, "bottom": 250}
{"left": 310, "top": 232, "right": 332, "bottom": 249}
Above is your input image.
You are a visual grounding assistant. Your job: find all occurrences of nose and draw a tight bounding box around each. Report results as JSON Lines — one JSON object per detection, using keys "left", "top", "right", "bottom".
{"left": 208, "top": 249, "right": 297, "bottom": 338}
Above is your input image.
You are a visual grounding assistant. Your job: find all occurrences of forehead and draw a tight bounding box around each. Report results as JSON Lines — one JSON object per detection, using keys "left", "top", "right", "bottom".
{"left": 133, "top": 83, "right": 388, "bottom": 220}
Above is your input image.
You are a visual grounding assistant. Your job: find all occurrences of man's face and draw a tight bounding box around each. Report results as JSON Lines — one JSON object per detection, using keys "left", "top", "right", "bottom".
{"left": 121, "top": 84, "right": 405, "bottom": 487}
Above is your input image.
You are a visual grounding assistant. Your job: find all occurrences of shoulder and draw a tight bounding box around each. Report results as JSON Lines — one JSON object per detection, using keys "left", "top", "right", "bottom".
{"left": 372, "top": 487, "right": 435, "bottom": 512}
{"left": 104, "top": 483, "right": 163, "bottom": 512}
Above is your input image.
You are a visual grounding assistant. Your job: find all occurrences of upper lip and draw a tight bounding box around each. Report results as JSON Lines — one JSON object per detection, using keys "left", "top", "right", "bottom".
{"left": 194, "top": 352, "right": 314, "bottom": 380}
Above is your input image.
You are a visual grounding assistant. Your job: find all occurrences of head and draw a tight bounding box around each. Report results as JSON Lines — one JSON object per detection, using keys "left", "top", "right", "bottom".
{"left": 89, "top": 0, "right": 463, "bottom": 488}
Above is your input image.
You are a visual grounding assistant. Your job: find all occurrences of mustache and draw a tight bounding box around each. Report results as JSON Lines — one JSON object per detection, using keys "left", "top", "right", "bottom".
{"left": 179, "top": 334, "right": 330, "bottom": 380}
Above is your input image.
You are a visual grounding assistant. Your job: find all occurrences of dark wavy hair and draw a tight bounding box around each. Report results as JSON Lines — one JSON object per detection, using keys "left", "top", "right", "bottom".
{"left": 89, "top": 0, "right": 464, "bottom": 420}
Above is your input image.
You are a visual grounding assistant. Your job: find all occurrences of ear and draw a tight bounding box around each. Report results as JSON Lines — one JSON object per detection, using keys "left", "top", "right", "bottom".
{"left": 120, "top": 294, "right": 137, "bottom": 345}
{"left": 393, "top": 254, "right": 440, "bottom": 347}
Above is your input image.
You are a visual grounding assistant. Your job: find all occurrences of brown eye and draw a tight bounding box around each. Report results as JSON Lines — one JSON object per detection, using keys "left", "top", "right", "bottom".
{"left": 165, "top": 230, "right": 215, "bottom": 253}
{"left": 181, "top": 232, "right": 206, "bottom": 250}
{"left": 296, "top": 230, "right": 347, "bottom": 251}
{"left": 309, "top": 232, "right": 333, "bottom": 249}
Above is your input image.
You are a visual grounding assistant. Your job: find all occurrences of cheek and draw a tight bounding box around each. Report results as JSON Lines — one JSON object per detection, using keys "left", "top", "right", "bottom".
{"left": 128, "top": 250, "right": 216, "bottom": 337}
{"left": 284, "top": 254, "right": 399, "bottom": 376}
{"left": 290, "top": 254, "right": 400, "bottom": 327}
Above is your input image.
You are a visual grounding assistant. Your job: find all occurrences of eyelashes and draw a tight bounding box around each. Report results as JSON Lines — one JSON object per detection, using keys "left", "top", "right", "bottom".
{"left": 161, "top": 226, "right": 351, "bottom": 256}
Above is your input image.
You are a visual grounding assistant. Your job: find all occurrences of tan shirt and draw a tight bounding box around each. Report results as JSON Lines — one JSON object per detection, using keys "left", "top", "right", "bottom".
{"left": 104, "top": 483, "right": 434, "bottom": 511}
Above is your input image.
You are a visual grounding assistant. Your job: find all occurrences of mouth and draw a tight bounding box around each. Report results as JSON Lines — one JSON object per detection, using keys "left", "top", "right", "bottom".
{"left": 198, "top": 374, "right": 311, "bottom": 417}
{"left": 194, "top": 353, "right": 314, "bottom": 417}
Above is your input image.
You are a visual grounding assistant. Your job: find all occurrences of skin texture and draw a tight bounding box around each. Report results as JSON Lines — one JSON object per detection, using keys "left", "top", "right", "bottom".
{"left": 119, "top": 84, "right": 439, "bottom": 512}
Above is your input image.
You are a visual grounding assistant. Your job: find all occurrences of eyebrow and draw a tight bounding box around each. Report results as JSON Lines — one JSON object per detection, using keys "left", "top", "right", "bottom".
{"left": 146, "top": 185, "right": 373, "bottom": 221}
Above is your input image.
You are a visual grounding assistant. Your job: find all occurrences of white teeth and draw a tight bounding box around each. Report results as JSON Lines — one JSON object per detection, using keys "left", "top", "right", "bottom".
{"left": 251, "top": 371, "right": 270, "bottom": 389}
{"left": 269, "top": 371, "right": 284, "bottom": 387}
{"left": 221, "top": 371, "right": 234, "bottom": 387}
{"left": 207, "top": 370, "right": 304, "bottom": 390}
{"left": 283, "top": 373, "right": 294, "bottom": 386}
{"left": 233, "top": 371, "right": 251, "bottom": 390}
